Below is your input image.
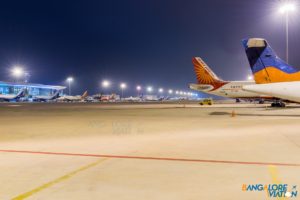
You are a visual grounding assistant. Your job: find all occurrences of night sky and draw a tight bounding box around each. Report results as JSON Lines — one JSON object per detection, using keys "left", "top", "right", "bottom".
{"left": 0, "top": 0, "right": 299, "bottom": 94}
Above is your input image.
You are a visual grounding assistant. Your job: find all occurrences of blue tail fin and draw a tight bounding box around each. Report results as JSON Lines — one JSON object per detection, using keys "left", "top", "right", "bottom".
{"left": 242, "top": 38, "right": 299, "bottom": 83}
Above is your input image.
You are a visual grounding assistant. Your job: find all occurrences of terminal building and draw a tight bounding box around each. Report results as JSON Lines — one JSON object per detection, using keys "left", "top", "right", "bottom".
{"left": 0, "top": 81, "right": 66, "bottom": 98}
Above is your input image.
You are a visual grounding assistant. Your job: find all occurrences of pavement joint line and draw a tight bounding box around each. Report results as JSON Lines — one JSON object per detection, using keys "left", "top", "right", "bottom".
{"left": 11, "top": 158, "right": 108, "bottom": 200}
{"left": 1, "top": 149, "right": 300, "bottom": 167}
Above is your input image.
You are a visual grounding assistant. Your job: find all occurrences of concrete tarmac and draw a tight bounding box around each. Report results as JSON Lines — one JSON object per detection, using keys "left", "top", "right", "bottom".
{"left": 0, "top": 102, "right": 300, "bottom": 200}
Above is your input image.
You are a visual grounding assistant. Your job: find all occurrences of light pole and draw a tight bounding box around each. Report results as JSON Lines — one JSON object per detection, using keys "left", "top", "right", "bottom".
{"left": 101, "top": 80, "right": 111, "bottom": 92}
{"left": 279, "top": 3, "right": 296, "bottom": 63}
{"left": 66, "top": 77, "right": 73, "bottom": 95}
{"left": 120, "top": 83, "right": 127, "bottom": 99}
{"left": 136, "top": 85, "right": 141, "bottom": 96}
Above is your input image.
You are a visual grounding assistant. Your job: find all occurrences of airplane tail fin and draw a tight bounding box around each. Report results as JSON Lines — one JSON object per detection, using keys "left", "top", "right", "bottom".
{"left": 242, "top": 38, "right": 300, "bottom": 84}
{"left": 192, "top": 57, "right": 227, "bottom": 88}
{"left": 81, "top": 91, "right": 88, "bottom": 99}
{"left": 50, "top": 90, "right": 60, "bottom": 100}
{"left": 15, "top": 88, "right": 26, "bottom": 99}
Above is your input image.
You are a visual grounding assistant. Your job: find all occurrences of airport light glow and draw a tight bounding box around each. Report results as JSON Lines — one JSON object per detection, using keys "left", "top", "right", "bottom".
{"left": 247, "top": 75, "right": 253, "bottom": 80}
{"left": 66, "top": 77, "right": 74, "bottom": 95}
{"left": 279, "top": 3, "right": 296, "bottom": 13}
{"left": 102, "top": 80, "right": 111, "bottom": 88}
{"left": 158, "top": 88, "right": 164, "bottom": 93}
{"left": 168, "top": 89, "right": 173, "bottom": 94}
{"left": 147, "top": 86, "right": 153, "bottom": 93}
{"left": 66, "top": 77, "right": 74, "bottom": 82}
{"left": 136, "top": 85, "right": 141, "bottom": 91}
{"left": 278, "top": 3, "right": 296, "bottom": 63}
{"left": 11, "top": 66, "right": 24, "bottom": 78}
{"left": 120, "top": 83, "right": 127, "bottom": 89}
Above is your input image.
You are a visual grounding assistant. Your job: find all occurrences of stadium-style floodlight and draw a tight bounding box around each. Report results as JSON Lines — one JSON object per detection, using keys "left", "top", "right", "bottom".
{"left": 158, "top": 88, "right": 164, "bottom": 93}
{"left": 102, "top": 80, "right": 111, "bottom": 88}
{"left": 279, "top": 3, "right": 296, "bottom": 63}
{"left": 120, "top": 83, "right": 127, "bottom": 89}
{"left": 11, "top": 66, "right": 25, "bottom": 83}
{"left": 147, "top": 86, "right": 153, "bottom": 93}
{"left": 120, "top": 82, "right": 127, "bottom": 99}
{"left": 66, "top": 76, "right": 74, "bottom": 95}
{"left": 279, "top": 3, "right": 296, "bottom": 14}
{"left": 168, "top": 89, "right": 173, "bottom": 94}
{"left": 12, "top": 66, "right": 24, "bottom": 77}
{"left": 67, "top": 77, "right": 73, "bottom": 82}
{"left": 136, "top": 85, "right": 142, "bottom": 96}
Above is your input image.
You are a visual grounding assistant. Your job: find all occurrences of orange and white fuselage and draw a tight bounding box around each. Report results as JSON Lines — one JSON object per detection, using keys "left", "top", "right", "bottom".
{"left": 190, "top": 81, "right": 260, "bottom": 98}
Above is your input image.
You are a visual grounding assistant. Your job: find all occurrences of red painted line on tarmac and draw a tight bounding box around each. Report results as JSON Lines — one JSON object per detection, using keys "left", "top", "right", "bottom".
{"left": 0, "top": 149, "right": 300, "bottom": 167}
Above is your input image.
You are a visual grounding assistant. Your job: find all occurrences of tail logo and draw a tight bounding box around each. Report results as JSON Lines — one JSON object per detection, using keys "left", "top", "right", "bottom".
{"left": 192, "top": 57, "right": 227, "bottom": 90}
{"left": 243, "top": 38, "right": 300, "bottom": 84}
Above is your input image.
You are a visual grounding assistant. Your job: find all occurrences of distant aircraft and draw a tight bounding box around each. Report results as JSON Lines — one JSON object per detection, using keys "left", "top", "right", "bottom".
{"left": 142, "top": 95, "right": 159, "bottom": 101}
{"left": 0, "top": 89, "right": 26, "bottom": 102}
{"left": 189, "top": 57, "right": 268, "bottom": 102}
{"left": 33, "top": 90, "right": 61, "bottom": 102}
{"left": 242, "top": 38, "right": 300, "bottom": 107}
{"left": 96, "top": 93, "right": 120, "bottom": 102}
{"left": 123, "top": 96, "right": 142, "bottom": 102}
{"left": 57, "top": 91, "right": 88, "bottom": 102}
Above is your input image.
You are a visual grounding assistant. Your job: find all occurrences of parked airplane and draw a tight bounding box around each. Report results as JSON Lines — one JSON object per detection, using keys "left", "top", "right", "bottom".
{"left": 33, "top": 90, "right": 61, "bottom": 102}
{"left": 123, "top": 96, "right": 142, "bottom": 102}
{"left": 189, "top": 57, "right": 268, "bottom": 102}
{"left": 242, "top": 38, "right": 300, "bottom": 106}
{"left": 57, "top": 91, "right": 88, "bottom": 102}
{"left": 0, "top": 89, "right": 26, "bottom": 102}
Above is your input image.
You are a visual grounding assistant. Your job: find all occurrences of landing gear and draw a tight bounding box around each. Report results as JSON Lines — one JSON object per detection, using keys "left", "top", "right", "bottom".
{"left": 271, "top": 102, "right": 286, "bottom": 107}
{"left": 258, "top": 100, "right": 265, "bottom": 104}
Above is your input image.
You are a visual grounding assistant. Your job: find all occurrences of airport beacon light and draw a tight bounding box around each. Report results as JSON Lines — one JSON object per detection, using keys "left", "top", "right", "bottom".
{"left": 279, "top": 3, "right": 296, "bottom": 63}
{"left": 66, "top": 77, "right": 74, "bottom": 95}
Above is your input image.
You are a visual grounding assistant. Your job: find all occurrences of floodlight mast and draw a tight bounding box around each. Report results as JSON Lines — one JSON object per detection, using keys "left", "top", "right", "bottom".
{"left": 279, "top": 3, "right": 296, "bottom": 63}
